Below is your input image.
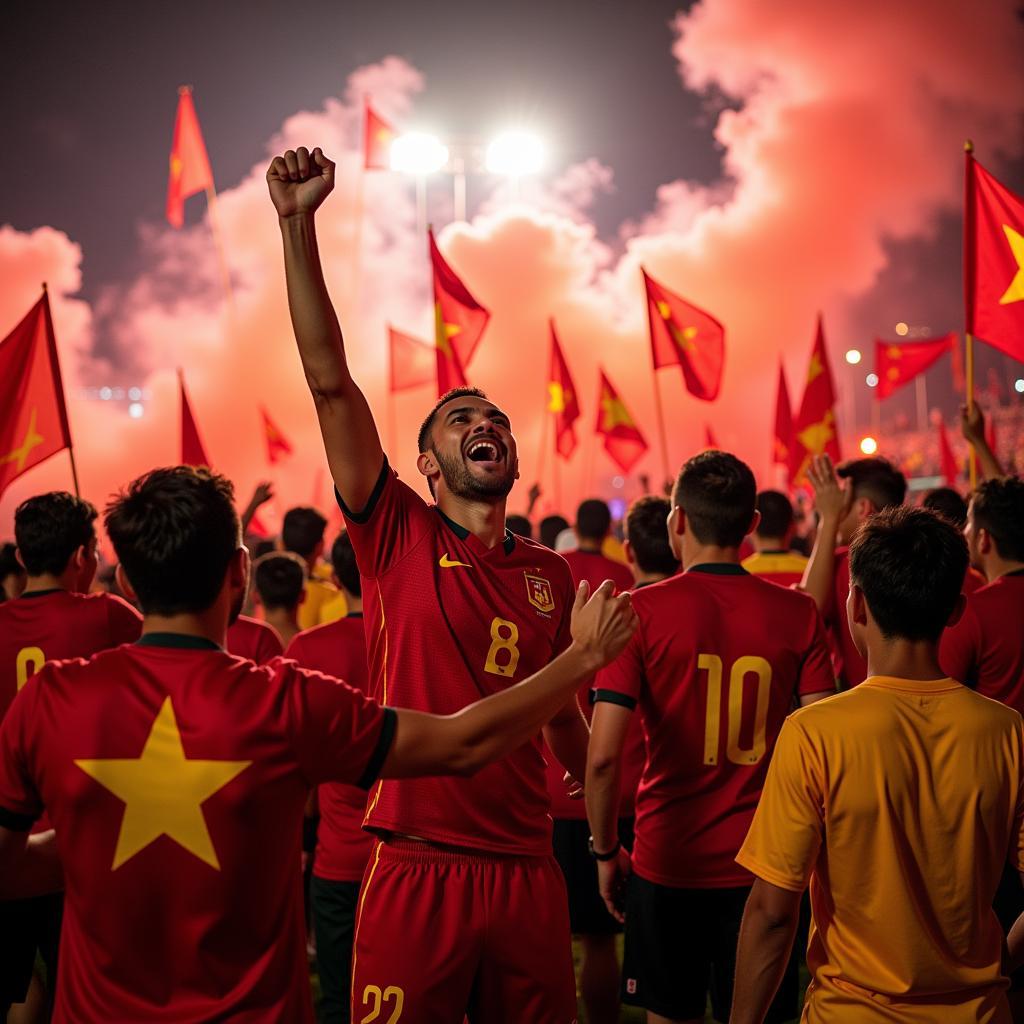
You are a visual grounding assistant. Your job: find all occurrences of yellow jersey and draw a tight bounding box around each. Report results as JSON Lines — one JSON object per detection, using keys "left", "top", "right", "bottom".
{"left": 738, "top": 676, "right": 1024, "bottom": 1023}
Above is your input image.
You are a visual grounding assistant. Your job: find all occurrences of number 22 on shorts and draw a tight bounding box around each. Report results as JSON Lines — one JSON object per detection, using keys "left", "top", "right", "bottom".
{"left": 359, "top": 984, "right": 404, "bottom": 1023}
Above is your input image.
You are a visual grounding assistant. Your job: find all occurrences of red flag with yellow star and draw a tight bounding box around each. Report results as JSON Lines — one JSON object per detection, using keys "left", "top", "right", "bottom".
{"left": 789, "top": 316, "right": 840, "bottom": 485}
{"left": 966, "top": 153, "right": 1024, "bottom": 361}
{"left": 430, "top": 228, "right": 489, "bottom": 394}
{"left": 364, "top": 99, "right": 396, "bottom": 171}
{"left": 0, "top": 291, "right": 74, "bottom": 500}
{"left": 642, "top": 268, "right": 724, "bottom": 401}
{"left": 549, "top": 322, "right": 581, "bottom": 459}
{"left": 179, "top": 370, "right": 211, "bottom": 467}
{"left": 388, "top": 325, "right": 435, "bottom": 392}
{"left": 166, "top": 87, "right": 214, "bottom": 229}
{"left": 595, "top": 369, "right": 647, "bottom": 473}
{"left": 259, "top": 406, "right": 293, "bottom": 465}
{"left": 773, "top": 361, "right": 793, "bottom": 467}
{"left": 874, "top": 333, "right": 955, "bottom": 400}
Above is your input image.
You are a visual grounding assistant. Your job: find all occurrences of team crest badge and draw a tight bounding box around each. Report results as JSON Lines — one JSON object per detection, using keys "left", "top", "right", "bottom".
{"left": 525, "top": 573, "right": 555, "bottom": 613}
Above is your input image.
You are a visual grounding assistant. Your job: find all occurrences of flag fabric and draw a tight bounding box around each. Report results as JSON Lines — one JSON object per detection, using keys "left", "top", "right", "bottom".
{"left": 0, "top": 292, "right": 73, "bottom": 500}
{"left": 259, "top": 407, "right": 293, "bottom": 465}
{"left": 179, "top": 370, "right": 211, "bottom": 467}
{"left": 642, "top": 268, "right": 725, "bottom": 401}
{"left": 773, "top": 361, "right": 793, "bottom": 467}
{"left": 874, "top": 333, "right": 955, "bottom": 400}
{"left": 595, "top": 369, "right": 648, "bottom": 473}
{"left": 548, "top": 322, "right": 581, "bottom": 459}
{"left": 429, "top": 229, "right": 489, "bottom": 394}
{"left": 388, "top": 325, "right": 436, "bottom": 392}
{"left": 965, "top": 153, "right": 1024, "bottom": 361}
{"left": 704, "top": 425, "right": 718, "bottom": 450}
{"left": 363, "top": 99, "right": 396, "bottom": 171}
{"left": 951, "top": 335, "right": 966, "bottom": 393}
{"left": 938, "top": 418, "right": 959, "bottom": 487}
{"left": 166, "top": 87, "right": 214, "bottom": 229}
{"left": 790, "top": 316, "right": 840, "bottom": 485}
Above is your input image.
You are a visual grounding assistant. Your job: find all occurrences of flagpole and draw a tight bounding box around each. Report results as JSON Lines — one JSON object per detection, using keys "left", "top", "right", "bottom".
{"left": 642, "top": 272, "right": 672, "bottom": 486}
{"left": 37, "top": 283, "right": 81, "bottom": 498}
{"left": 964, "top": 139, "right": 978, "bottom": 488}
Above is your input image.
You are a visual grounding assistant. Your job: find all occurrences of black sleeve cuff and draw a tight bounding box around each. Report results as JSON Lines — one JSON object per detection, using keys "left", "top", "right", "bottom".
{"left": 357, "top": 708, "right": 397, "bottom": 790}
{"left": 335, "top": 457, "right": 390, "bottom": 525}
{"left": 0, "top": 806, "right": 37, "bottom": 832}
{"left": 591, "top": 689, "right": 637, "bottom": 710}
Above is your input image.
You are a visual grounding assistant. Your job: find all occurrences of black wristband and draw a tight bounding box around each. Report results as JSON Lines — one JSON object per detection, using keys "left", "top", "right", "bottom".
{"left": 588, "top": 836, "right": 621, "bottom": 861}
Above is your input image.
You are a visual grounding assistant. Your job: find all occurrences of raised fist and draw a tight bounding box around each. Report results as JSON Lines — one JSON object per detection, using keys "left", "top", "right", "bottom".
{"left": 266, "top": 146, "right": 335, "bottom": 218}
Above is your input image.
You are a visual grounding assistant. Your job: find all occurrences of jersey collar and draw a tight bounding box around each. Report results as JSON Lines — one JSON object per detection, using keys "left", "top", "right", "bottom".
{"left": 436, "top": 507, "right": 516, "bottom": 556}
{"left": 18, "top": 588, "right": 64, "bottom": 599}
{"left": 687, "top": 562, "right": 748, "bottom": 576}
{"left": 136, "top": 632, "right": 222, "bottom": 651}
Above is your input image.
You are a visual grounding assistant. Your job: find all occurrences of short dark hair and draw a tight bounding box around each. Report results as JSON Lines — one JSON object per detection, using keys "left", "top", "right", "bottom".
{"left": 576, "top": 499, "right": 612, "bottom": 542}
{"left": 417, "top": 386, "right": 490, "bottom": 453}
{"left": 971, "top": 477, "right": 1024, "bottom": 562}
{"left": 505, "top": 514, "right": 532, "bottom": 540}
{"left": 105, "top": 467, "right": 238, "bottom": 616}
{"left": 253, "top": 552, "right": 306, "bottom": 611}
{"left": 755, "top": 490, "right": 794, "bottom": 540}
{"left": 836, "top": 457, "right": 906, "bottom": 511}
{"left": 625, "top": 496, "right": 679, "bottom": 577}
{"left": 282, "top": 507, "right": 327, "bottom": 559}
{"left": 15, "top": 492, "right": 97, "bottom": 577}
{"left": 330, "top": 531, "right": 361, "bottom": 597}
{"left": 849, "top": 506, "right": 967, "bottom": 642}
{"left": 0, "top": 541, "right": 24, "bottom": 581}
{"left": 923, "top": 487, "right": 968, "bottom": 530}
{"left": 539, "top": 515, "right": 569, "bottom": 550}
{"left": 673, "top": 450, "right": 756, "bottom": 547}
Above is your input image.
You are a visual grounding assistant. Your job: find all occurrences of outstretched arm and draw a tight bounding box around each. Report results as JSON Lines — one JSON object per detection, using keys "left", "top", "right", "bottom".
{"left": 961, "top": 402, "right": 1004, "bottom": 481}
{"left": 800, "top": 455, "right": 850, "bottom": 613}
{"left": 268, "top": 146, "right": 385, "bottom": 513}
{"left": 382, "top": 582, "right": 637, "bottom": 779}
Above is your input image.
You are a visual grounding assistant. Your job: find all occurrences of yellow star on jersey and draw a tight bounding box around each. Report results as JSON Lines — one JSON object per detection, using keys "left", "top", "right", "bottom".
{"left": 600, "top": 390, "right": 635, "bottom": 431}
{"left": 0, "top": 409, "right": 44, "bottom": 474}
{"left": 434, "top": 302, "right": 461, "bottom": 359}
{"left": 75, "top": 698, "right": 251, "bottom": 871}
{"left": 1000, "top": 225, "right": 1024, "bottom": 306}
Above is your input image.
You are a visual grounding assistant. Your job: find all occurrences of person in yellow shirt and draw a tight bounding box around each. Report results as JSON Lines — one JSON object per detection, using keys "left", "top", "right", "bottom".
{"left": 281, "top": 506, "right": 345, "bottom": 628}
{"left": 741, "top": 490, "right": 808, "bottom": 588}
{"left": 731, "top": 492, "right": 1024, "bottom": 1024}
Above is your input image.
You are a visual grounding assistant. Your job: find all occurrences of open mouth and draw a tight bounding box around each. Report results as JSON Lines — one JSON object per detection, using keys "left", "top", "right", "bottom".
{"left": 465, "top": 438, "right": 504, "bottom": 465}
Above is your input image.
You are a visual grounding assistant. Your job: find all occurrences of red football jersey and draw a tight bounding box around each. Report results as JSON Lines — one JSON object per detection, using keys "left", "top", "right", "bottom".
{"left": 0, "top": 589, "right": 142, "bottom": 723}
{"left": 0, "top": 634, "right": 394, "bottom": 1024}
{"left": 963, "top": 567, "right": 988, "bottom": 595}
{"left": 226, "top": 614, "right": 283, "bottom": 664}
{"left": 560, "top": 549, "right": 634, "bottom": 595}
{"left": 340, "top": 462, "right": 574, "bottom": 855}
{"left": 821, "top": 547, "right": 867, "bottom": 689}
{"left": 286, "top": 614, "right": 374, "bottom": 882}
{"left": 940, "top": 571, "right": 1024, "bottom": 712}
{"left": 594, "top": 564, "right": 835, "bottom": 888}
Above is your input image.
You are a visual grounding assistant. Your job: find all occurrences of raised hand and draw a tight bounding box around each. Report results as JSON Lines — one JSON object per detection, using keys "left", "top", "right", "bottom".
{"left": 960, "top": 402, "right": 986, "bottom": 446}
{"left": 569, "top": 580, "right": 638, "bottom": 671}
{"left": 266, "top": 146, "right": 335, "bottom": 219}
{"left": 807, "top": 454, "right": 852, "bottom": 524}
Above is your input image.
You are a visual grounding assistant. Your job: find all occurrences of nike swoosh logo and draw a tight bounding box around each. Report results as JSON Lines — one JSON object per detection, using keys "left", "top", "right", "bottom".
{"left": 439, "top": 553, "right": 473, "bottom": 569}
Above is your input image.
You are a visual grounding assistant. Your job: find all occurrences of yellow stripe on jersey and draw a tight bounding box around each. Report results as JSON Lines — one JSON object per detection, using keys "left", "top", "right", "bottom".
{"left": 350, "top": 841, "right": 384, "bottom": 1010}
{"left": 742, "top": 551, "right": 808, "bottom": 577}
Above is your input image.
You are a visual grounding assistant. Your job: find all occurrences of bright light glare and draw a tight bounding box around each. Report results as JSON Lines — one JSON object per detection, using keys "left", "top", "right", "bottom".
{"left": 894, "top": 322, "right": 909, "bottom": 336}
{"left": 99, "top": 386, "right": 112, "bottom": 400}
{"left": 845, "top": 349, "right": 862, "bottom": 365}
{"left": 390, "top": 132, "right": 449, "bottom": 175}
{"left": 865, "top": 373, "right": 879, "bottom": 388}
{"left": 129, "top": 387, "right": 142, "bottom": 401}
{"left": 128, "top": 402, "right": 144, "bottom": 419}
{"left": 1016, "top": 378, "right": 1024, "bottom": 394}
{"left": 860, "top": 436, "right": 878, "bottom": 455}
{"left": 485, "top": 131, "right": 545, "bottom": 176}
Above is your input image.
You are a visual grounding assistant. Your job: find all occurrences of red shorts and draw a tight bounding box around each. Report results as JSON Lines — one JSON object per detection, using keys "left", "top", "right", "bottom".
{"left": 352, "top": 839, "right": 577, "bottom": 1024}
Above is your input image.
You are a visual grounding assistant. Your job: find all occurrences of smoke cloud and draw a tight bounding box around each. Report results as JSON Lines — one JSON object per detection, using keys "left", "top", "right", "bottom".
{"left": 2, "top": 1, "right": 1023, "bottom": 537}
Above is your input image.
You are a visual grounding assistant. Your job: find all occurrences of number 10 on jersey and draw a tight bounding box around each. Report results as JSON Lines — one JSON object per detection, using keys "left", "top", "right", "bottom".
{"left": 699, "top": 654, "right": 772, "bottom": 767}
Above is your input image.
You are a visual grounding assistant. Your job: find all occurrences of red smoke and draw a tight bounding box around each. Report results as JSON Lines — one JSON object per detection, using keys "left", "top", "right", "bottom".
{"left": 2, "top": 3, "right": 1023, "bottom": 538}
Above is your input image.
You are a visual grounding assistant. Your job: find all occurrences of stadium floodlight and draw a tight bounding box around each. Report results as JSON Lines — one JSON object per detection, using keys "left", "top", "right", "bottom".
{"left": 128, "top": 402, "right": 144, "bottom": 419}
{"left": 390, "top": 132, "right": 449, "bottom": 175}
{"left": 865, "top": 373, "right": 879, "bottom": 388}
{"left": 845, "top": 349, "right": 862, "bottom": 365}
{"left": 1016, "top": 378, "right": 1024, "bottom": 394}
{"left": 485, "top": 131, "right": 544, "bottom": 176}
{"left": 894, "top": 322, "right": 909, "bottom": 336}
{"left": 860, "top": 436, "right": 878, "bottom": 455}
